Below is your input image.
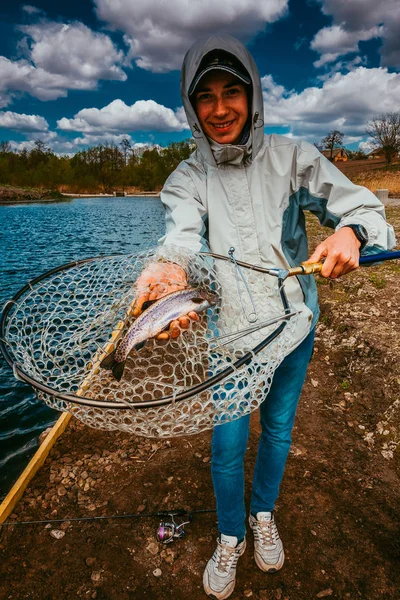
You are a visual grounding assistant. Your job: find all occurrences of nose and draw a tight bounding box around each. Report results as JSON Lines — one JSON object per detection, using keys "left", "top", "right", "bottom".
{"left": 213, "top": 97, "right": 229, "bottom": 118}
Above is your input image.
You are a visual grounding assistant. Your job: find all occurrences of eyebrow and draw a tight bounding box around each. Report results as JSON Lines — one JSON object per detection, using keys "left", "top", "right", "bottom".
{"left": 195, "top": 82, "right": 241, "bottom": 94}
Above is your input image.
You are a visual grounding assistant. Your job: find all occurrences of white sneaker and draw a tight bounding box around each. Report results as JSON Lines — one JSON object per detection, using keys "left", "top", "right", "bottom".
{"left": 203, "top": 534, "right": 246, "bottom": 599}
{"left": 249, "top": 512, "right": 284, "bottom": 572}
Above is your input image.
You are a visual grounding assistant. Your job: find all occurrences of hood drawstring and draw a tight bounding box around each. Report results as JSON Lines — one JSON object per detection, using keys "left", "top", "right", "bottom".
{"left": 253, "top": 112, "right": 264, "bottom": 129}
{"left": 192, "top": 123, "right": 203, "bottom": 139}
{"left": 208, "top": 137, "right": 252, "bottom": 166}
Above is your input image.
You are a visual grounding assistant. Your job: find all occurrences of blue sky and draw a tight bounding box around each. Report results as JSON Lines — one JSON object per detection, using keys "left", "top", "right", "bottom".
{"left": 0, "top": 0, "right": 399, "bottom": 154}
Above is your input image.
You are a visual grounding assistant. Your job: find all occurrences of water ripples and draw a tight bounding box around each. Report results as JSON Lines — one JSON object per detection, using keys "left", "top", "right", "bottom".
{"left": 0, "top": 196, "right": 165, "bottom": 498}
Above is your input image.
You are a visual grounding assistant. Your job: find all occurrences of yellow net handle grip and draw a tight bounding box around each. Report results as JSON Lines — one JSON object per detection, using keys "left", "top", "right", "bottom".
{"left": 288, "top": 262, "right": 324, "bottom": 277}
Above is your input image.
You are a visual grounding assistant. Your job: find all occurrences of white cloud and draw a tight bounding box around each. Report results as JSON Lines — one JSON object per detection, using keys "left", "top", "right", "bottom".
{"left": 9, "top": 130, "right": 58, "bottom": 152}
{"left": 313, "top": 0, "right": 400, "bottom": 69}
{"left": 71, "top": 132, "right": 135, "bottom": 146}
{"left": 311, "top": 24, "right": 382, "bottom": 65}
{"left": 262, "top": 66, "right": 400, "bottom": 143}
{"left": 0, "top": 56, "right": 99, "bottom": 103}
{"left": 57, "top": 99, "right": 189, "bottom": 133}
{"left": 359, "top": 139, "right": 375, "bottom": 153}
{"left": 22, "top": 5, "right": 44, "bottom": 15}
{"left": 69, "top": 133, "right": 157, "bottom": 154}
{"left": 0, "top": 20, "right": 127, "bottom": 106}
{"left": 316, "top": 56, "right": 365, "bottom": 80}
{"left": 94, "top": 0, "right": 289, "bottom": 72}
{"left": 0, "top": 110, "right": 49, "bottom": 132}
{"left": 20, "top": 21, "right": 126, "bottom": 82}
{"left": 9, "top": 132, "right": 163, "bottom": 157}
{"left": 10, "top": 140, "right": 37, "bottom": 152}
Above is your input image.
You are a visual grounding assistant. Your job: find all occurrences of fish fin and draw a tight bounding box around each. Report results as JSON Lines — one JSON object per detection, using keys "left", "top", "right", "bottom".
{"left": 191, "top": 297, "right": 205, "bottom": 304}
{"left": 100, "top": 348, "right": 117, "bottom": 370}
{"left": 140, "top": 300, "right": 154, "bottom": 311}
{"left": 112, "top": 360, "right": 126, "bottom": 382}
{"left": 134, "top": 341, "right": 146, "bottom": 351}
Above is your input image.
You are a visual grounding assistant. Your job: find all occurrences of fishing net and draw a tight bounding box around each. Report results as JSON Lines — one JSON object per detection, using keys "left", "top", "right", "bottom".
{"left": 1, "top": 246, "right": 299, "bottom": 438}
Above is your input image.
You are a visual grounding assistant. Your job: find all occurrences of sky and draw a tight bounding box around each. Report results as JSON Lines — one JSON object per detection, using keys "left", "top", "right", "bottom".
{"left": 0, "top": 0, "right": 399, "bottom": 155}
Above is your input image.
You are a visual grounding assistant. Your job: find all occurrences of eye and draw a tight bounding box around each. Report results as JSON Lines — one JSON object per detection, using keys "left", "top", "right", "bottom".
{"left": 225, "top": 87, "right": 243, "bottom": 98}
{"left": 197, "top": 92, "right": 211, "bottom": 102}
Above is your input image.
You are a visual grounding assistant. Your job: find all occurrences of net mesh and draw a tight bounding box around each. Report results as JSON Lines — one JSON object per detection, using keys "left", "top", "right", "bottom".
{"left": 3, "top": 246, "right": 298, "bottom": 437}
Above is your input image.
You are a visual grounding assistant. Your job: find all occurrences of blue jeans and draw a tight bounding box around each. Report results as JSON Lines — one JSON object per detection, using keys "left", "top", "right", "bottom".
{"left": 211, "top": 328, "right": 315, "bottom": 539}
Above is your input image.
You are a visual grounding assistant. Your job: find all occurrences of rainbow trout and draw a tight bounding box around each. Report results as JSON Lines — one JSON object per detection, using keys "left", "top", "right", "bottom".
{"left": 100, "top": 287, "right": 219, "bottom": 381}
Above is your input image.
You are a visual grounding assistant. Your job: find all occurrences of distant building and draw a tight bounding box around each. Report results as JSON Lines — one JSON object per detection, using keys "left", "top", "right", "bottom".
{"left": 320, "top": 148, "right": 348, "bottom": 162}
{"left": 367, "top": 148, "right": 384, "bottom": 159}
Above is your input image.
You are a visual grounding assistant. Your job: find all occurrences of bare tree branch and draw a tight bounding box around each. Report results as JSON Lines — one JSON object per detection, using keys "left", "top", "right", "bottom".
{"left": 321, "top": 130, "right": 344, "bottom": 161}
{"left": 366, "top": 112, "right": 400, "bottom": 165}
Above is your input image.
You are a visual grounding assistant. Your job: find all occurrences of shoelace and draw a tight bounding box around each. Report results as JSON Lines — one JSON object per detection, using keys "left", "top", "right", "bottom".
{"left": 214, "top": 541, "right": 240, "bottom": 574}
{"left": 255, "top": 519, "right": 278, "bottom": 548}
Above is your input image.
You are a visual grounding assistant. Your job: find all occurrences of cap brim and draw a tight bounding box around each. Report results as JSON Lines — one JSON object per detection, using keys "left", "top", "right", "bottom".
{"left": 189, "top": 65, "right": 251, "bottom": 96}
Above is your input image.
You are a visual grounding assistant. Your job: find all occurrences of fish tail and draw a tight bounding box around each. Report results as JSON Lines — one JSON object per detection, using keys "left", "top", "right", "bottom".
{"left": 100, "top": 348, "right": 118, "bottom": 370}
{"left": 100, "top": 349, "right": 126, "bottom": 381}
{"left": 112, "top": 360, "right": 126, "bottom": 382}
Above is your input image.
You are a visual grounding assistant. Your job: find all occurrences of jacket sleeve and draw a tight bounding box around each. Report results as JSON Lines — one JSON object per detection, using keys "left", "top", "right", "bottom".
{"left": 155, "top": 166, "right": 209, "bottom": 264}
{"left": 297, "top": 142, "right": 396, "bottom": 252}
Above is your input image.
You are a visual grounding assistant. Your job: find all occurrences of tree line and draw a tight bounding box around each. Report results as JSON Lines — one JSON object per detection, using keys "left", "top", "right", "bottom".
{"left": 0, "top": 138, "right": 196, "bottom": 193}
{"left": 1, "top": 111, "right": 399, "bottom": 193}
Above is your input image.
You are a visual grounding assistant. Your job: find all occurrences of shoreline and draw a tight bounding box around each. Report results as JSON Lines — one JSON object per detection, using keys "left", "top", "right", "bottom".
{"left": 0, "top": 193, "right": 160, "bottom": 205}
{"left": 0, "top": 184, "right": 160, "bottom": 204}
{"left": 0, "top": 197, "right": 73, "bottom": 205}
{"left": 61, "top": 193, "right": 160, "bottom": 198}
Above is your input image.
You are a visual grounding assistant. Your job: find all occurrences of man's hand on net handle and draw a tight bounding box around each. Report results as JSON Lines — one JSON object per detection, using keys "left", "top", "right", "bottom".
{"left": 133, "top": 261, "right": 199, "bottom": 340}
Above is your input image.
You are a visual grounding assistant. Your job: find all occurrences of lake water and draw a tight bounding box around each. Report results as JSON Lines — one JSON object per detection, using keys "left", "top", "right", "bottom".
{"left": 0, "top": 196, "right": 166, "bottom": 499}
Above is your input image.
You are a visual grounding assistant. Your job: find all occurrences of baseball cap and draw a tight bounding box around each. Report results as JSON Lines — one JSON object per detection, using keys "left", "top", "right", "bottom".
{"left": 188, "top": 51, "right": 251, "bottom": 96}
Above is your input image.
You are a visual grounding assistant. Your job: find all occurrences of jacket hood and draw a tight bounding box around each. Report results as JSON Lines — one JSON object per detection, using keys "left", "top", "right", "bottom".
{"left": 181, "top": 35, "right": 264, "bottom": 167}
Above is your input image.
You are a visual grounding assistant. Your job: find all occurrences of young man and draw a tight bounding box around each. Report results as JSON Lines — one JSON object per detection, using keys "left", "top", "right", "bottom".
{"left": 134, "top": 36, "right": 395, "bottom": 599}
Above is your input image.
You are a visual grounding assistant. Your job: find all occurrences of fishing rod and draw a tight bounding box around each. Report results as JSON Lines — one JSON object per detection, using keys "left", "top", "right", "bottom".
{"left": 0, "top": 507, "right": 217, "bottom": 544}
{"left": 0, "top": 507, "right": 216, "bottom": 527}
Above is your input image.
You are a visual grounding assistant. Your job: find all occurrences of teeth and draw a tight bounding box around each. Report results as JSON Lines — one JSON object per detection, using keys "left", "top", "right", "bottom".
{"left": 214, "top": 121, "right": 233, "bottom": 128}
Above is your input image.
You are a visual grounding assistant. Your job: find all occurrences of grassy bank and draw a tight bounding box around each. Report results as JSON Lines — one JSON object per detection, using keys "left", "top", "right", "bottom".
{"left": 0, "top": 184, "right": 66, "bottom": 203}
{"left": 337, "top": 157, "right": 400, "bottom": 196}
{"left": 352, "top": 169, "right": 400, "bottom": 196}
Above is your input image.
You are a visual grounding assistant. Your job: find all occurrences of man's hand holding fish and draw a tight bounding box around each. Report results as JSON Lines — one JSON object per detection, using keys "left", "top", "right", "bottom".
{"left": 133, "top": 261, "right": 199, "bottom": 339}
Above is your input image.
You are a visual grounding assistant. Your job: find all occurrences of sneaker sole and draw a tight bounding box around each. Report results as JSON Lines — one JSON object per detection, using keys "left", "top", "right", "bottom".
{"left": 203, "top": 540, "right": 247, "bottom": 600}
{"left": 254, "top": 548, "right": 285, "bottom": 573}
{"left": 203, "top": 570, "right": 235, "bottom": 600}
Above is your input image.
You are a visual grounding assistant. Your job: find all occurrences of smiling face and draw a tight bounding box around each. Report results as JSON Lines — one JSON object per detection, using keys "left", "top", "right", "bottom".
{"left": 194, "top": 71, "right": 249, "bottom": 145}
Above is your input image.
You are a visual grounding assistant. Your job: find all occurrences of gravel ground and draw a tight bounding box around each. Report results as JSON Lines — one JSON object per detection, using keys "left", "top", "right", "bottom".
{"left": 1, "top": 208, "right": 399, "bottom": 600}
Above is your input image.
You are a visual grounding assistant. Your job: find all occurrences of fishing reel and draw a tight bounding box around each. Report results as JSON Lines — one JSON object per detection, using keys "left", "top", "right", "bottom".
{"left": 156, "top": 510, "right": 192, "bottom": 544}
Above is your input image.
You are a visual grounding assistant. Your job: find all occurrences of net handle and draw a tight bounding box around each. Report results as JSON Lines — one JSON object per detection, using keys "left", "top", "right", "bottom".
{"left": 205, "top": 250, "right": 400, "bottom": 278}
{"left": 287, "top": 251, "right": 400, "bottom": 276}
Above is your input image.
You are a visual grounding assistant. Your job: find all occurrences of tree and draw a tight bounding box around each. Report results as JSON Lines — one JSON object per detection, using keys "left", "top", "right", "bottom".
{"left": 33, "top": 139, "right": 48, "bottom": 153}
{"left": 321, "top": 130, "right": 344, "bottom": 161}
{"left": 366, "top": 112, "right": 400, "bottom": 165}
{"left": 120, "top": 137, "right": 132, "bottom": 166}
{"left": 0, "top": 140, "right": 12, "bottom": 153}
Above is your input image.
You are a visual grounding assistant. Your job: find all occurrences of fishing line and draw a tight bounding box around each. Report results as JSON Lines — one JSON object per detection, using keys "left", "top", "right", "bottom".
{"left": 0, "top": 507, "right": 216, "bottom": 527}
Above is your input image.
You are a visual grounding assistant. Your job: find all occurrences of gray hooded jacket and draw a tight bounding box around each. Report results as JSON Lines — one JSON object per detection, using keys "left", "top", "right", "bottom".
{"left": 159, "top": 35, "right": 395, "bottom": 348}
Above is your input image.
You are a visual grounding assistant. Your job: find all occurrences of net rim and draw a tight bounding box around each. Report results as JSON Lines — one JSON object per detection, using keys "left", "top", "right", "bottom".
{"left": 0, "top": 252, "right": 290, "bottom": 411}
